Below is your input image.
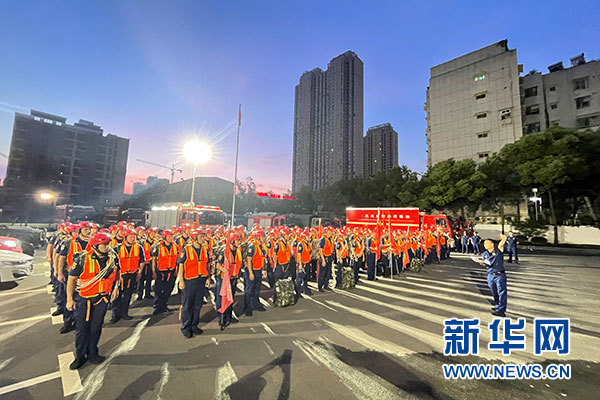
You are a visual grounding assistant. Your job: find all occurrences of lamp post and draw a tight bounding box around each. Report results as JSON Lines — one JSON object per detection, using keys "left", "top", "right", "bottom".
{"left": 38, "top": 191, "right": 57, "bottom": 227}
{"left": 183, "top": 140, "right": 212, "bottom": 205}
{"left": 530, "top": 188, "right": 542, "bottom": 221}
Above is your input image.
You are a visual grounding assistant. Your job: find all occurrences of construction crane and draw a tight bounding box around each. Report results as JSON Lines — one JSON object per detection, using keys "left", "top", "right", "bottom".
{"left": 136, "top": 159, "right": 183, "bottom": 184}
{"left": 0, "top": 151, "right": 8, "bottom": 159}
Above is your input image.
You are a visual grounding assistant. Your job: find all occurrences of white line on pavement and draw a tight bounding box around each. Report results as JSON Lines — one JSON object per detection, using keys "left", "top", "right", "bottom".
{"left": 263, "top": 340, "right": 275, "bottom": 356}
{"left": 260, "top": 322, "right": 275, "bottom": 336}
{"left": 0, "top": 288, "right": 46, "bottom": 296}
{"left": 301, "top": 291, "right": 338, "bottom": 312}
{"left": 57, "top": 352, "right": 82, "bottom": 396}
{"left": 47, "top": 285, "right": 53, "bottom": 294}
{"left": 50, "top": 307, "right": 62, "bottom": 325}
{"left": 212, "top": 337, "right": 220, "bottom": 346}
{"left": 45, "top": 271, "right": 50, "bottom": 277}
{"left": 0, "top": 314, "right": 48, "bottom": 327}
{"left": 156, "top": 362, "right": 170, "bottom": 400}
{"left": 214, "top": 361, "right": 238, "bottom": 400}
{"left": 0, "top": 371, "right": 61, "bottom": 396}
{"left": 0, "top": 357, "right": 14, "bottom": 372}
{"left": 259, "top": 297, "right": 271, "bottom": 308}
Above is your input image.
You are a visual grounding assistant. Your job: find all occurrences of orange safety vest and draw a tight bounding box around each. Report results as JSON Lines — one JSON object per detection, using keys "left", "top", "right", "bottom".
{"left": 67, "top": 238, "right": 91, "bottom": 268}
{"left": 300, "top": 240, "right": 311, "bottom": 264}
{"left": 156, "top": 242, "right": 178, "bottom": 271}
{"left": 232, "top": 247, "right": 243, "bottom": 276}
{"left": 276, "top": 239, "right": 290, "bottom": 264}
{"left": 142, "top": 240, "right": 153, "bottom": 263}
{"left": 250, "top": 241, "right": 265, "bottom": 270}
{"left": 322, "top": 236, "right": 333, "bottom": 257}
{"left": 118, "top": 243, "right": 141, "bottom": 274}
{"left": 338, "top": 239, "right": 348, "bottom": 258}
{"left": 79, "top": 255, "right": 117, "bottom": 298}
{"left": 183, "top": 244, "right": 208, "bottom": 279}
{"left": 355, "top": 240, "right": 364, "bottom": 257}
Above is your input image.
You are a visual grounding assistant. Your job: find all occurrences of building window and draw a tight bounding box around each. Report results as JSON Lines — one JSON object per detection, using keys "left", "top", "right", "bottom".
{"left": 573, "top": 77, "right": 589, "bottom": 90}
{"left": 475, "top": 92, "right": 487, "bottom": 100}
{"left": 525, "top": 105, "right": 540, "bottom": 115}
{"left": 525, "top": 122, "right": 541, "bottom": 134}
{"left": 550, "top": 103, "right": 558, "bottom": 110}
{"left": 500, "top": 109, "right": 512, "bottom": 120}
{"left": 478, "top": 153, "right": 489, "bottom": 159}
{"left": 524, "top": 86, "right": 538, "bottom": 97}
{"left": 33, "top": 116, "right": 41, "bottom": 121}
{"left": 474, "top": 74, "right": 486, "bottom": 81}
{"left": 576, "top": 115, "right": 600, "bottom": 128}
{"left": 575, "top": 96, "right": 591, "bottom": 109}
{"left": 476, "top": 112, "right": 487, "bottom": 119}
{"left": 549, "top": 85, "right": 557, "bottom": 92}
{"left": 477, "top": 132, "right": 488, "bottom": 138}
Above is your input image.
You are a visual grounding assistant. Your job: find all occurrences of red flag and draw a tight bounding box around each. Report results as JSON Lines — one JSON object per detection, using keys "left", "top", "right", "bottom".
{"left": 375, "top": 209, "right": 381, "bottom": 261}
{"left": 318, "top": 219, "right": 323, "bottom": 237}
{"left": 218, "top": 234, "right": 234, "bottom": 313}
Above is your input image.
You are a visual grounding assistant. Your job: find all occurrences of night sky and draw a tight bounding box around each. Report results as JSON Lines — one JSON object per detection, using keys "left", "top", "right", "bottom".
{"left": 0, "top": 0, "right": 598, "bottom": 193}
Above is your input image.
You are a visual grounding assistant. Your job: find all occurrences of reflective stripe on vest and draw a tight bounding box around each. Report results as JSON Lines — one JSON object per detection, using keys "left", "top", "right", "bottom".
{"left": 277, "top": 240, "right": 290, "bottom": 264}
{"left": 157, "top": 243, "right": 178, "bottom": 270}
{"left": 251, "top": 241, "right": 265, "bottom": 270}
{"left": 79, "top": 255, "right": 116, "bottom": 298}
{"left": 322, "top": 237, "right": 333, "bottom": 257}
{"left": 183, "top": 244, "right": 208, "bottom": 279}
{"left": 300, "top": 241, "right": 311, "bottom": 264}
{"left": 118, "top": 244, "right": 140, "bottom": 274}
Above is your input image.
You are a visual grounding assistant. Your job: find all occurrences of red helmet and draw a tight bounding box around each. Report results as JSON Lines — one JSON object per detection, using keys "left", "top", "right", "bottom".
{"left": 117, "top": 221, "right": 128, "bottom": 228}
{"left": 135, "top": 226, "right": 145, "bottom": 232}
{"left": 146, "top": 228, "right": 156, "bottom": 236}
{"left": 190, "top": 229, "right": 205, "bottom": 239}
{"left": 230, "top": 233, "right": 242, "bottom": 242}
{"left": 91, "top": 223, "right": 99, "bottom": 229}
{"left": 161, "top": 230, "right": 174, "bottom": 238}
{"left": 99, "top": 228, "right": 109, "bottom": 233}
{"left": 67, "top": 224, "right": 81, "bottom": 233}
{"left": 89, "top": 233, "right": 111, "bottom": 246}
{"left": 79, "top": 221, "right": 92, "bottom": 229}
{"left": 251, "top": 230, "right": 263, "bottom": 238}
{"left": 121, "top": 229, "right": 136, "bottom": 238}
{"left": 109, "top": 225, "right": 118, "bottom": 232}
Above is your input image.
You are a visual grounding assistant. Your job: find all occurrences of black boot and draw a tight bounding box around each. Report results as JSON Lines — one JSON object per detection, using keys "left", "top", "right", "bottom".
{"left": 69, "top": 356, "right": 87, "bottom": 370}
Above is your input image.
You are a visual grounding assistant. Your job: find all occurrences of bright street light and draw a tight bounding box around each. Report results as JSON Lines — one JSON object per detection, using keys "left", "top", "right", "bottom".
{"left": 40, "top": 192, "right": 53, "bottom": 201}
{"left": 183, "top": 140, "right": 212, "bottom": 204}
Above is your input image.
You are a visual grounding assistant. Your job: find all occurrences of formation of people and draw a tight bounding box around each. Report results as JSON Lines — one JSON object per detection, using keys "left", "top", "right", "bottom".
{"left": 45, "top": 220, "right": 456, "bottom": 370}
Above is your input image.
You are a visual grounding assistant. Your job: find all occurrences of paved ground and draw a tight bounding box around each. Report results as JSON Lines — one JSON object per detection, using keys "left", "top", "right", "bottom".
{"left": 0, "top": 249, "right": 599, "bottom": 400}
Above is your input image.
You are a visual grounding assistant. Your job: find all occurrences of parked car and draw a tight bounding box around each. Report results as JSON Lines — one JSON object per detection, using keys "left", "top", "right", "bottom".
{"left": 0, "top": 225, "right": 46, "bottom": 256}
{"left": 0, "top": 249, "right": 34, "bottom": 283}
{"left": 0, "top": 236, "right": 24, "bottom": 253}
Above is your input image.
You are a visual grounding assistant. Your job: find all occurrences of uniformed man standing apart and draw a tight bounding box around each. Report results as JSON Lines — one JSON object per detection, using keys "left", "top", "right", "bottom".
{"left": 151, "top": 230, "right": 179, "bottom": 315}
{"left": 365, "top": 230, "right": 378, "bottom": 281}
{"left": 177, "top": 229, "right": 209, "bottom": 338}
{"left": 295, "top": 233, "right": 313, "bottom": 297}
{"left": 66, "top": 233, "right": 119, "bottom": 369}
{"left": 137, "top": 228, "right": 156, "bottom": 300}
{"left": 214, "top": 234, "right": 242, "bottom": 330}
{"left": 317, "top": 228, "right": 334, "bottom": 291}
{"left": 478, "top": 234, "right": 508, "bottom": 317}
{"left": 506, "top": 231, "right": 519, "bottom": 264}
{"left": 350, "top": 232, "right": 364, "bottom": 284}
{"left": 244, "top": 230, "right": 267, "bottom": 317}
{"left": 111, "top": 229, "right": 145, "bottom": 323}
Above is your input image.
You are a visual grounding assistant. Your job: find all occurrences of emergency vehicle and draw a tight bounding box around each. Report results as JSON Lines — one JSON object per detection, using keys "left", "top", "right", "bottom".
{"left": 346, "top": 207, "right": 452, "bottom": 234}
{"left": 146, "top": 203, "right": 226, "bottom": 229}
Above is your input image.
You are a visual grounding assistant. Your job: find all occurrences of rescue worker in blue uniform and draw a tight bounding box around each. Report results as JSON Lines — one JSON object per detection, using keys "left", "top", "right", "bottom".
{"left": 471, "top": 231, "right": 481, "bottom": 255}
{"left": 295, "top": 233, "right": 313, "bottom": 297}
{"left": 66, "top": 232, "right": 120, "bottom": 370}
{"left": 151, "top": 230, "right": 179, "bottom": 315}
{"left": 365, "top": 231, "right": 378, "bottom": 281}
{"left": 110, "top": 229, "right": 145, "bottom": 323}
{"left": 318, "top": 228, "right": 334, "bottom": 291}
{"left": 461, "top": 231, "right": 469, "bottom": 254}
{"left": 479, "top": 234, "right": 508, "bottom": 317}
{"left": 506, "top": 231, "right": 519, "bottom": 264}
{"left": 177, "top": 229, "right": 209, "bottom": 338}
{"left": 244, "top": 230, "right": 267, "bottom": 316}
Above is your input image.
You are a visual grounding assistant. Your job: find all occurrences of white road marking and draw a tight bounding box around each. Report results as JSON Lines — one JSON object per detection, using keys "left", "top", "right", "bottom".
{"left": 259, "top": 297, "right": 271, "bottom": 308}
{"left": 0, "top": 371, "right": 61, "bottom": 396}
{"left": 0, "top": 320, "right": 40, "bottom": 344}
{"left": 214, "top": 361, "right": 238, "bottom": 400}
{"left": 260, "top": 322, "right": 275, "bottom": 336}
{"left": 321, "top": 318, "right": 412, "bottom": 357}
{"left": 301, "top": 293, "right": 338, "bottom": 312}
{"left": 0, "top": 291, "right": 43, "bottom": 307}
{"left": 156, "top": 362, "right": 170, "bottom": 400}
{"left": 212, "top": 337, "right": 220, "bottom": 346}
{"left": 263, "top": 340, "right": 275, "bottom": 356}
{"left": 57, "top": 352, "right": 83, "bottom": 396}
{"left": 0, "top": 357, "right": 14, "bottom": 372}
{"left": 46, "top": 285, "right": 53, "bottom": 294}
{"left": 0, "top": 314, "right": 48, "bottom": 327}
{"left": 293, "top": 338, "right": 403, "bottom": 400}
{"left": 75, "top": 318, "right": 150, "bottom": 400}
{"left": 45, "top": 271, "right": 51, "bottom": 277}
{"left": 250, "top": 327, "right": 256, "bottom": 333}
{"left": 44, "top": 261, "right": 50, "bottom": 267}
{"left": 312, "top": 322, "right": 321, "bottom": 328}
{"left": 50, "top": 307, "right": 62, "bottom": 325}
{"left": 0, "top": 288, "right": 46, "bottom": 296}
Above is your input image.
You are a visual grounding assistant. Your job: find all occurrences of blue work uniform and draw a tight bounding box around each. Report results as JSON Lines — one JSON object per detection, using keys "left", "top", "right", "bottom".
{"left": 482, "top": 248, "right": 507, "bottom": 315}
{"left": 506, "top": 236, "right": 519, "bottom": 263}
{"left": 461, "top": 234, "right": 469, "bottom": 254}
{"left": 177, "top": 244, "right": 208, "bottom": 335}
{"left": 318, "top": 236, "right": 333, "bottom": 290}
{"left": 244, "top": 243, "right": 265, "bottom": 313}
{"left": 472, "top": 235, "right": 480, "bottom": 255}
{"left": 366, "top": 238, "right": 376, "bottom": 281}
{"left": 295, "top": 242, "right": 312, "bottom": 296}
{"left": 58, "top": 237, "right": 89, "bottom": 329}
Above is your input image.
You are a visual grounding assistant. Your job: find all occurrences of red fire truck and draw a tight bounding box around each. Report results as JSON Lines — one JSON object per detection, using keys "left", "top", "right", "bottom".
{"left": 345, "top": 207, "right": 452, "bottom": 235}
{"left": 146, "top": 203, "right": 226, "bottom": 229}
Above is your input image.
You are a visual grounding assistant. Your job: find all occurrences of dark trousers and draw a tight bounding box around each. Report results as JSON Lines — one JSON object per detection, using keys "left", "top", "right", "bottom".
{"left": 390, "top": 255, "right": 401, "bottom": 275}
{"left": 334, "top": 259, "right": 346, "bottom": 287}
{"left": 244, "top": 268, "right": 263, "bottom": 312}
{"left": 267, "top": 262, "right": 276, "bottom": 288}
{"left": 181, "top": 276, "right": 207, "bottom": 333}
{"left": 308, "top": 260, "right": 318, "bottom": 281}
{"left": 215, "top": 276, "right": 236, "bottom": 325}
{"left": 472, "top": 242, "right": 480, "bottom": 255}
{"left": 318, "top": 257, "right": 332, "bottom": 290}
{"left": 57, "top": 278, "right": 74, "bottom": 327}
{"left": 112, "top": 274, "right": 137, "bottom": 318}
{"left": 352, "top": 258, "right": 363, "bottom": 283}
{"left": 153, "top": 269, "right": 176, "bottom": 312}
{"left": 74, "top": 294, "right": 109, "bottom": 361}
{"left": 507, "top": 247, "right": 519, "bottom": 263}
{"left": 137, "top": 263, "right": 153, "bottom": 298}
{"left": 295, "top": 269, "right": 311, "bottom": 295}
{"left": 487, "top": 272, "right": 507, "bottom": 313}
{"left": 366, "top": 253, "right": 376, "bottom": 280}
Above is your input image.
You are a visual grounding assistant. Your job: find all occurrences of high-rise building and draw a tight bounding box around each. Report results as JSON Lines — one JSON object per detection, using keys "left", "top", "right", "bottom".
{"left": 520, "top": 53, "right": 600, "bottom": 133}
{"left": 292, "top": 51, "right": 364, "bottom": 192}
{"left": 3, "top": 110, "right": 129, "bottom": 215}
{"left": 425, "top": 40, "right": 523, "bottom": 167}
{"left": 363, "top": 123, "right": 398, "bottom": 176}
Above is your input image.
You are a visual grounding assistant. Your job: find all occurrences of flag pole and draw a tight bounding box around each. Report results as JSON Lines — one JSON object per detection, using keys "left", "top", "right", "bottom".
{"left": 230, "top": 104, "right": 241, "bottom": 228}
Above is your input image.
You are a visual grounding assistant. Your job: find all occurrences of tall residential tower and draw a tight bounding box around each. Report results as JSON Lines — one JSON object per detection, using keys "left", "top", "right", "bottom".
{"left": 292, "top": 51, "right": 364, "bottom": 192}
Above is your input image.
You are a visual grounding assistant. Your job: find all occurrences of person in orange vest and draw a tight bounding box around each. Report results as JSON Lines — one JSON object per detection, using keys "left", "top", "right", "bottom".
{"left": 214, "top": 233, "right": 243, "bottom": 330}
{"left": 295, "top": 232, "right": 313, "bottom": 296}
{"left": 151, "top": 230, "right": 179, "bottom": 315}
{"left": 334, "top": 231, "right": 349, "bottom": 288}
{"left": 110, "top": 229, "right": 145, "bottom": 323}
{"left": 177, "top": 229, "right": 209, "bottom": 338}
{"left": 56, "top": 222, "right": 93, "bottom": 334}
{"left": 244, "top": 229, "right": 267, "bottom": 316}
{"left": 66, "top": 232, "right": 119, "bottom": 370}
{"left": 365, "top": 230, "right": 379, "bottom": 281}
{"left": 137, "top": 228, "right": 157, "bottom": 301}
{"left": 265, "top": 231, "right": 277, "bottom": 288}
{"left": 350, "top": 231, "right": 365, "bottom": 284}
{"left": 317, "top": 227, "right": 335, "bottom": 291}
{"left": 272, "top": 228, "right": 291, "bottom": 293}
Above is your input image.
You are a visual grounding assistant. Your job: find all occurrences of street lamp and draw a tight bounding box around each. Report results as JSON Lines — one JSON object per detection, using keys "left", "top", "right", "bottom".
{"left": 38, "top": 191, "right": 58, "bottom": 226}
{"left": 183, "top": 140, "right": 212, "bottom": 204}
{"left": 529, "top": 188, "right": 542, "bottom": 221}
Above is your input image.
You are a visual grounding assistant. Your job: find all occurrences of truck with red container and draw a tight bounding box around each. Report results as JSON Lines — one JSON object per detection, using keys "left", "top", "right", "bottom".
{"left": 146, "top": 203, "right": 226, "bottom": 229}
{"left": 345, "top": 207, "right": 452, "bottom": 235}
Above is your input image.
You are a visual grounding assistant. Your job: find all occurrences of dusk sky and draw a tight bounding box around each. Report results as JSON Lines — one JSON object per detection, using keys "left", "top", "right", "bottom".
{"left": 0, "top": 1, "right": 598, "bottom": 194}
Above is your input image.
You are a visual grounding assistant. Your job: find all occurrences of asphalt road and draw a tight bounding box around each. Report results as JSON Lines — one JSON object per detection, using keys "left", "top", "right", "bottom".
{"left": 0, "top": 249, "right": 599, "bottom": 400}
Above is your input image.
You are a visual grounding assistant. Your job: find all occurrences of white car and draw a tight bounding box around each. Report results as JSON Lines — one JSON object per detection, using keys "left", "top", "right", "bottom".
{"left": 0, "top": 249, "right": 34, "bottom": 283}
